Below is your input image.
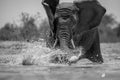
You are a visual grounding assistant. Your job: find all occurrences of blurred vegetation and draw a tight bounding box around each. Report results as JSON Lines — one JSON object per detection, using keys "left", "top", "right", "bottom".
{"left": 0, "top": 12, "right": 120, "bottom": 43}
{"left": 0, "top": 12, "right": 50, "bottom": 42}
{"left": 115, "top": 24, "right": 120, "bottom": 38}
{"left": 98, "top": 14, "right": 120, "bottom": 43}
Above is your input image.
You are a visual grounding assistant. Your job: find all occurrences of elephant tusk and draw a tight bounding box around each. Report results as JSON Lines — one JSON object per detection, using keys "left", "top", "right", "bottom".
{"left": 71, "top": 39, "right": 75, "bottom": 49}
{"left": 53, "top": 38, "right": 58, "bottom": 48}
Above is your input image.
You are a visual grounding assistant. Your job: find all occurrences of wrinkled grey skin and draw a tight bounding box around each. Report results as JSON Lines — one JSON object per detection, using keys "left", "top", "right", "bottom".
{"left": 42, "top": 2, "right": 77, "bottom": 52}
{"left": 55, "top": 5, "right": 78, "bottom": 51}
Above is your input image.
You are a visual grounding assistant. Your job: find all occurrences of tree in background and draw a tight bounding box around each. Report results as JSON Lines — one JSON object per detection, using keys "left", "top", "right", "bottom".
{"left": 20, "top": 12, "right": 39, "bottom": 41}
{"left": 115, "top": 24, "right": 120, "bottom": 37}
{"left": 98, "top": 14, "right": 120, "bottom": 42}
{"left": 0, "top": 12, "right": 40, "bottom": 41}
{"left": 38, "top": 19, "right": 50, "bottom": 40}
{"left": 0, "top": 23, "right": 21, "bottom": 41}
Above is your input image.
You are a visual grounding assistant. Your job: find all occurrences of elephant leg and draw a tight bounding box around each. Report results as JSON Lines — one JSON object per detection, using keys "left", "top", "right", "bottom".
{"left": 77, "top": 28, "right": 98, "bottom": 50}
{"left": 73, "top": 28, "right": 98, "bottom": 51}
{"left": 85, "top": 31, "right": 104, "bottom": 63}
{"left": 73, "top": 28, "right": 104, "bottom": 63}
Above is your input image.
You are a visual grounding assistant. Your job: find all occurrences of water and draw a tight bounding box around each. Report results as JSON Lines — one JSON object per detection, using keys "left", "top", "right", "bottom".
{"left": 0, "top": 41, "right": 120, "bottom": 80}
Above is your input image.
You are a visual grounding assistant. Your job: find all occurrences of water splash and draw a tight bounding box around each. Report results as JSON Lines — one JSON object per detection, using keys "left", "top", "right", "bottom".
{"left": 0, "top": 40, "right": 74, "bottom": 66}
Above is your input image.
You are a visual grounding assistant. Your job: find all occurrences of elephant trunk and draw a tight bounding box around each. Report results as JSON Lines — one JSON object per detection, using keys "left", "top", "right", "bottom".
{"left": 56, "top": 24, "right": 75, "bottom": 52}
{"left": 59, "top": 38, "right": 70, "bottom": 51}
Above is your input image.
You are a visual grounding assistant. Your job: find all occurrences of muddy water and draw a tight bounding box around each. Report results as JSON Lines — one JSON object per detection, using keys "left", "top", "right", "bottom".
{"left": 0, "top": 41, "right": 120, "bottom": 80}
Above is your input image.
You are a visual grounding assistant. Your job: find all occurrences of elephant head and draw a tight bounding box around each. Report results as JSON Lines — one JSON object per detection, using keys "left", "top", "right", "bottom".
{"left": 53, "top": 3, "right": 79, "bottom": 51}
{"left": 42, "top": 1, "right": 79, "bottom": 52}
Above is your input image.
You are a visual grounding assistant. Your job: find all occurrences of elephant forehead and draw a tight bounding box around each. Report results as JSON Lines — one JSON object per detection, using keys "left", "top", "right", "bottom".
{"left": 56, "top": 2, "right": 77, "bottom": 11}
{"left": 55, "top": 2, "right": 79, "bottom": 19}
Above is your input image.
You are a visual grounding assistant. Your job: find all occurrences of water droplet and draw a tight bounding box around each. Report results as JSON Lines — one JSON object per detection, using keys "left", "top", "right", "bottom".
{"left": 101, "top": 73, "right": 106, "bottom": 78}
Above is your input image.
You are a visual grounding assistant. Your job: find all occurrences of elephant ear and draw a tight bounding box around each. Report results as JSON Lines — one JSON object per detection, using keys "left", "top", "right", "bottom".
{"left": 42, "top": 1, "right": 54, "bottom": 35}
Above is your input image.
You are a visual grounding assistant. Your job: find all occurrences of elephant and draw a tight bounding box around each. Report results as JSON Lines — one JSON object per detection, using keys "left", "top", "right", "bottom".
{"left": 42, "top": 1, "right": 77, "bottom": 51}
{"left": 42, "top": 0, "right": 106, "bottom": 64}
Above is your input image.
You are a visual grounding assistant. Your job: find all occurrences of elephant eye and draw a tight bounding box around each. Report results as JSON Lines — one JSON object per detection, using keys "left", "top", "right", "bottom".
{"left": 62, "top": 15, "right": 70, "bottom": 19}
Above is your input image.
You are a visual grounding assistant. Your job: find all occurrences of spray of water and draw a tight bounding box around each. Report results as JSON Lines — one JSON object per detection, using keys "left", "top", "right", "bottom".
{"left": 0, "top": 40, "right": 83, "bottom": 66}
